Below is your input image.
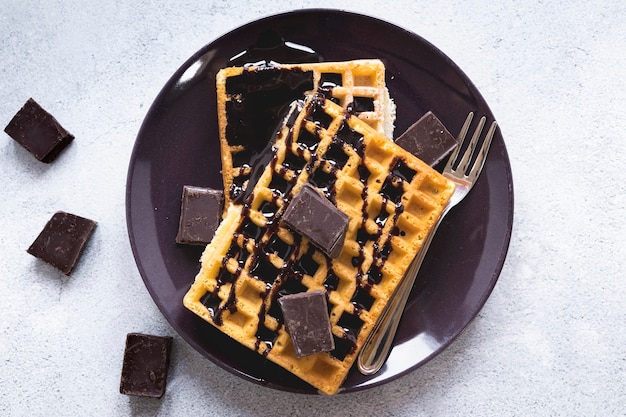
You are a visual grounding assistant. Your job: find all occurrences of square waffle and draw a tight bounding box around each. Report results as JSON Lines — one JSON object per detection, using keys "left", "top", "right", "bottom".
{"left": 184, "top": 94, "right": 455, "bottom": 395}
{"left": 216, "top": 59, "right": 396, "bottom": 207}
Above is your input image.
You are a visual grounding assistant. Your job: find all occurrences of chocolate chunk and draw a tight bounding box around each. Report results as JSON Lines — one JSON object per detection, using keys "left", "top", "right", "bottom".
{"left": 175, "top": 185, "right": 223, "bottom": 245}
{"left": 281, "top": 184, "right": 348, "bottom": 258}
{"left": 395, "top": 111, "right": 458, "bottom": 166}
{"left": 278, "top": 290, "right": 335, "bottom": 357}
{"left": 119, "top": 333, "right": 173, "bottom": 398}
{"left": 27, "top": 211, "right": 96, "bottom": 275}
{"left": 4, "top": 98, "right": 74, "bottom": 163}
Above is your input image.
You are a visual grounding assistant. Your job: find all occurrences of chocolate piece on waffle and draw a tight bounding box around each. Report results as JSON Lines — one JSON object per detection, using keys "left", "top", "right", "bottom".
{"left": 184, "top": 94, "right": 455, "bottom": 395}
{"left": 278, "top": 289, "right": 335, "bottom": 358}
{"left": 281, "top": 183, "right": 348, "bottom": 258}
{"left": 216, "top": 59, "right": 396, "bottom": 207}
{"left": 395, "top": 111, "right": 458, "bottom": 166}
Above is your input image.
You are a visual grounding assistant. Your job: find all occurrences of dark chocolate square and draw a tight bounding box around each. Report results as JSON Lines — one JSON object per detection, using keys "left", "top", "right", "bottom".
{"left": 175, "top": 185, "right": 223, "bottom": 245}
{"left": 120, "top": 333, "right": 173, "bottom": 398}
{"left": 278, "top": 290, "right": 335, "bottom": 357}
{"left": 395, "top": 111, "right": 458, "bottom": 166}
{"left": 4, "top": 98, "right": 74, "bottom": 163}
{"left": 27, "top": 211, "right": 96, "bottom": 275}
{"left": 281, "top": 184, "right": 348, "bottom": 258}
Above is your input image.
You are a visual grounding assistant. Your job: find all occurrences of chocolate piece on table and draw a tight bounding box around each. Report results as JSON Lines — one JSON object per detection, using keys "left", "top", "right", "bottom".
{"left": 27, "top": 211, "right": 96, "bottom": 275}
{"left": 119, "top": 333, "right": 173, "bottom": 398}
{"left": 175, "top": 185, "right": 224, "bottom": 245}
{"left": 395, "top": 111, "right": 458, "bottom": 167}
{"left": 4, "top": 98, "right": 75, "bottom": 163}
{"left": 280, "top": 184, "right": 348, "bottom": 258}
{"left": 278, "top": 290, "right": 335, "bottom": 358}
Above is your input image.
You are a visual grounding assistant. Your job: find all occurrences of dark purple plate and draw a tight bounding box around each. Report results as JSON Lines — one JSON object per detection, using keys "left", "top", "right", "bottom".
{"left": 126, "top": 9, "right": 513, "bottom": 394}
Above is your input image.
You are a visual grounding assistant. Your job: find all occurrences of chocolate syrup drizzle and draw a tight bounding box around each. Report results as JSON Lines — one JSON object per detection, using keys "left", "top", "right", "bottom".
{"left": 210, "top": 94, "right": 414, "bottom": 360}
{"left": 209, "top": 30, "right": 411, "bottom": 359}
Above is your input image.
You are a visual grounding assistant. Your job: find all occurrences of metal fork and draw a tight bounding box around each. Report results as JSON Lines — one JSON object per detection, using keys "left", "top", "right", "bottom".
{"left": 357, "top": 112, "right": 498, "bottom": 375}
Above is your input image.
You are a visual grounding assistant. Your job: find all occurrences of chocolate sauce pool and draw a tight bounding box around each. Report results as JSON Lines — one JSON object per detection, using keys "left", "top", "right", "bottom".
{"left": 223, "top": 31, "right": 355, "bottom": 202}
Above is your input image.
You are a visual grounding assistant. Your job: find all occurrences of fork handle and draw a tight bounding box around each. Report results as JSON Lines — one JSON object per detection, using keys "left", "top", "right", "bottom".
{"left": 357, "top": 219, "right": 444, "bottom": 375}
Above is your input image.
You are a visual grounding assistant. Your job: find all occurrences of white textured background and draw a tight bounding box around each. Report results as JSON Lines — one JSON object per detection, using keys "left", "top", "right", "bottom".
{"left": 1, "top": 1, "right": 625, "bottom": 416}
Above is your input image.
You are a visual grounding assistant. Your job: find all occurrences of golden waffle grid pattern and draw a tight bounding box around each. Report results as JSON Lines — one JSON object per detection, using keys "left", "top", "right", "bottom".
{"left": 184, "top": 95, "right": 455, "bottom": 395}
{"left": 216, "top": 59, "right": 396, "bottom": 207}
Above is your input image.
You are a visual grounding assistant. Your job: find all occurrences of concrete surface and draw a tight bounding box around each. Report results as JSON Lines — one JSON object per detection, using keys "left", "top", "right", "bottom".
{"left": 1, "top": 0, "right": 625, "bottom": 416}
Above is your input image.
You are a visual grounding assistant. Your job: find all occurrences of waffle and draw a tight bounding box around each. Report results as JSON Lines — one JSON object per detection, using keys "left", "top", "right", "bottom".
{"left": 216, "top": 59, "right": 396, "bottom": 207}
{"left": 184, "top": 94, "right": 455, "bottom": 395}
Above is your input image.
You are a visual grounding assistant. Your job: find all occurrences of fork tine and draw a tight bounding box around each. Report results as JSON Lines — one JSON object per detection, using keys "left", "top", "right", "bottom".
{"left": 444, "top": 112, "right": 474, "bottom": 172}
{"left": 467, "top": 120, "right": 498, "bottom": 183}
{"left": 457, "top": 116, "right": 486, "bottom": 174}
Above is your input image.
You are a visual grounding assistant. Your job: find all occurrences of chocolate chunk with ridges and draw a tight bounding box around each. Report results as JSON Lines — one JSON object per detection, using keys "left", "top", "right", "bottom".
{"left": 27, "top": 211, "right": 96, "bottom": 275}
{"left": 395, "top": 111, "right": 457, "bottom": 166}
{"left": 176, "top": 185, "right": 223, "bottom": 245}
{"left": 278, "top": 290, "right": 335, "bottom": 357}
{"left": 4, "top": 98, "right": 74, "bottom": 163}
{"left": 119, "top": 333, "right": 173, "bottom": 398}
{"left": 281, "top": 184, "right": 348, "bottom": 258}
